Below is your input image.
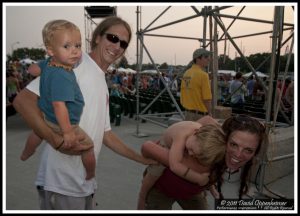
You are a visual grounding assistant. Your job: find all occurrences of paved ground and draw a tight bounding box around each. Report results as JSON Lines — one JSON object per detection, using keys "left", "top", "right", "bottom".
{"left": 4, "top": 113, "right": 296, "bottom": 212}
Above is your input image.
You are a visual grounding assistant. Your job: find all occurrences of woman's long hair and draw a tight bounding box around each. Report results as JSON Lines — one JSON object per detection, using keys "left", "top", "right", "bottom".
{"left": 219, "top": 114, "right": 267, "bottom": 199}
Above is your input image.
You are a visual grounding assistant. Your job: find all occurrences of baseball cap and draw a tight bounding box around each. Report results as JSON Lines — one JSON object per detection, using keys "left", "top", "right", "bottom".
{"left": 193, "top": 48, "right": 213, "bottom": 60}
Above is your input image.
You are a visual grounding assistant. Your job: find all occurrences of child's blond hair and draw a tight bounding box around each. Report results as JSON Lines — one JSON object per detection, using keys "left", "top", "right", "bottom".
{"left": 194, "top": 124, "right": 226, "bottom": 166}
{"left": 42, "top": 19, "right": 80, "bottom": 47}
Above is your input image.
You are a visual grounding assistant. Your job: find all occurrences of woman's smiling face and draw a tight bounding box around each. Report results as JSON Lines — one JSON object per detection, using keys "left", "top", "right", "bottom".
{"left": 225, "top": 131, "right": 259, "bottom": 171}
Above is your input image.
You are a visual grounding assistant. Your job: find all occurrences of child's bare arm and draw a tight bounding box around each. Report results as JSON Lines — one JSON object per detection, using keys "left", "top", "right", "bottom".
{"left": 28, "top": 64, "right": 41, "bottom": 77}
{"left": 142, "top": 139, "right": 210, "bottom": 185}
{"left": 52, "top": 101, "right": 76, "bottom": 148}
{"left": 169, "top": 138, "right": 210, "bottom": 186}
{"left": 137, "top": 171, "right": 161, "bottom": 210}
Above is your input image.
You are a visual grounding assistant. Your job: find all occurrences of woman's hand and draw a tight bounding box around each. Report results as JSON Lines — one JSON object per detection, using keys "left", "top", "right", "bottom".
{"left": 209, "top": 184, "right": 220, "bottom": 199}
{"left": 137, "top": 194, "right": 146, "bottom": 210}
{"left": 198, "top": 172, "right": 210, "bottom": 186}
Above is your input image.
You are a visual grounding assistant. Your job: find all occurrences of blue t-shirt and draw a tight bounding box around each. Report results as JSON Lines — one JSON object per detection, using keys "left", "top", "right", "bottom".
{"left": 38, "top": 58, "right": 84, "bottom": 125}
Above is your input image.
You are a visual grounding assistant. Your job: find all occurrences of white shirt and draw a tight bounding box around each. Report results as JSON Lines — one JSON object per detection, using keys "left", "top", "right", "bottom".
{"left": 27, "top": 52, "right": 111, "bottom": 197}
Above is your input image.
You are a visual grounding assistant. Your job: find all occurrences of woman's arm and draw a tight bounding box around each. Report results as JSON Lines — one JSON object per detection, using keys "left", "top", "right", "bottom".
{"left": 142, "top": 141, "right": 209, "bottom": 186}
{"left": 137, "top": 172, "right": 161, "bottom": 210}
{"left": 141, "top": 141, "right": 209, "bottom": 173}
{"left": 141, "top": 141, "right": 169, "bottom": 166}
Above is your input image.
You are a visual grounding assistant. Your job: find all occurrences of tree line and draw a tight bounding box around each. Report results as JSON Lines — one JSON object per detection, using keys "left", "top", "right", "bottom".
{"left": 8, "top": 48, "right": 294, "bottom": 74}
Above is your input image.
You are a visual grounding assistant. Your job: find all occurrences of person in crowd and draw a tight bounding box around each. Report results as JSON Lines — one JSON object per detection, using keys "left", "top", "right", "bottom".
{"left": 6, "top": 70, "right": 21, "bottom": 103}
{"left": 252, "top": 78, "right": 265, "bottom": 102}
{"left": 171, "top": 73, "right": 179, "bottom": 93}
{"left": 246, "top": 75, "right": 255, "bottom": 100}
{"left": 124, "top": 85, "right": 137, "bottom": 96}
{"left": 140, "top": 115, "right": 267, "bottom": 209}
{"left": 284, "top": 79, "right": 294, "bottom": 110}
{"left": 110, "top": 83, "right": 124, "bottom": 98}
{"left": 230, "top": 72, "right": 247, "bottom": 108}
{"left": 137, "top": 121, "right": 226, "bottom": 209}
{"left": 13, "top": 16, "right": 155, "bottom": 210}
{"left": 180, "top": 48, "right": 213, "bottom": 121}
{"left": 217, "top": 74, "right": 229, "bottom": 104}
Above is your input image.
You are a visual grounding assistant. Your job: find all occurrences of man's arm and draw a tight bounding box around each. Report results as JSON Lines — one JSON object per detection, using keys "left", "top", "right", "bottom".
{"left": 103, "top": 130, "right": 156, "bottom": 165}
{"left": 12, "top": 88, "right": 91, "bottom": 154}
{"left": 203, "top": 99, "right": 212, "bottom": 115}
{"left": 13, "top": 89, "right": 61, "bottom": 148}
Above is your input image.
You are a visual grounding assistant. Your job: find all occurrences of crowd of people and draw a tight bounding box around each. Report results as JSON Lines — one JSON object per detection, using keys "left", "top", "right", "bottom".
{"left": 6, "top": 61, "right": 36, "bottom": 119}
{"left": 105, "top": 70, "right": 181, "bottom": 97}
{"left": 216, "top": 72, "right": 294, "bottom": 121}
{"left": 6, "top": 61, "right": 32, "bottom": 103}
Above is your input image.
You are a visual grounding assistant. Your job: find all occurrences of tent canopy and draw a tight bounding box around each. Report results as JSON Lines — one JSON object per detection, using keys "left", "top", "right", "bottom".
{"left": 140, "top": 69, "right": 159, "bottom": 74}
{"left": 19, "top": 58, "right": 37, "bottom": 65}
{"left": 125, "top": 68, "right": 136, "bottom": 74}
{"left": 218, "top": 70, "right": 236, "bottom": 76}
{"left": 243, "top": 71, "right": 269, "bottom": 78}
{"left": 117, "top": 67, "right": 136, "bottom": 74}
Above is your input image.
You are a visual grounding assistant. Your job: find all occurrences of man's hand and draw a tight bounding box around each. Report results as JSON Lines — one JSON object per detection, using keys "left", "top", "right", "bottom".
{"left": 58, "top": 143, "right": 93, "bottom": 155}
{"left": 140, "top": 157, "right": 159, "bottom": 166}
{"left": 57, "top": 133, "right": 93, "bottom": 155}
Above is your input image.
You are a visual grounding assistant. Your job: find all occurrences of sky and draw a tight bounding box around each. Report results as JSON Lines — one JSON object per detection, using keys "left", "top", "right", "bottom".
{"left": 4, "top": 3, "right": 296, "bottom": 66}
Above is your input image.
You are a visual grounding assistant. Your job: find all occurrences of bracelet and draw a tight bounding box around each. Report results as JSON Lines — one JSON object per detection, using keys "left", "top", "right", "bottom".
{"left": 55, "top": 139, "right": 64, "bottom": 150}
{"left": 183, "top": 167, "right": 190, "bottom": 177}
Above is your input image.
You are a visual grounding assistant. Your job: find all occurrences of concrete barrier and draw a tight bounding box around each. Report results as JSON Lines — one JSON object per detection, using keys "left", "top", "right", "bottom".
{"left": 250, "top": 126, "right": 294, "bottom": 185}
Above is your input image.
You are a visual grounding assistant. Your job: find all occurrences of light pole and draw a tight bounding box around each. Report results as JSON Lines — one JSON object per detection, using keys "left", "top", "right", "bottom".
{"left": 11, "top": 41, "right": 20, "bottom": 54}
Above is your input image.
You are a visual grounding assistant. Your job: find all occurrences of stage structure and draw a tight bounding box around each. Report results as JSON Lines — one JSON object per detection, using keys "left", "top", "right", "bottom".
{"left": 135, "top": 5, "right": 295, "bottom": 200}
{"left": 84, "top": 6, "right": 116, "bottom": 53}
{"left": 84, "top": 5, "right": 295, "bottom": 200}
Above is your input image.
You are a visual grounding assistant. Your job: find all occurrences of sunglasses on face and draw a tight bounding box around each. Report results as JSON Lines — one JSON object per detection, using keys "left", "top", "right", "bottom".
{"left": 104, "top": 33, "right": 128, "bottom": 49}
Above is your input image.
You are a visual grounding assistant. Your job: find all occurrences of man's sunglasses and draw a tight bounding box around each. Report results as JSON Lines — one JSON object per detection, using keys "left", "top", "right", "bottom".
{"left": 104, "top": 33, "right": 128, "bottom": 49}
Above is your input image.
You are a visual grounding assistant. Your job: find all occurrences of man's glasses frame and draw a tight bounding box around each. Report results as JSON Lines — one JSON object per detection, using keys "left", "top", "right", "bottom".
{"left": 104, "top": 33, "right": 128, "bottom": 49}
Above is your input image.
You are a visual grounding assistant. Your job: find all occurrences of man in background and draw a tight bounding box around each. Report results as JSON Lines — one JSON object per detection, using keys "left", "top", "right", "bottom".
{"left": 180, "top": 48, "right": 212, "bottom": 121}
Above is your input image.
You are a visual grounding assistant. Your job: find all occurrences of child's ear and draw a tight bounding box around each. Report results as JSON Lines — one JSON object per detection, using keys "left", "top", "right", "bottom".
{"left": 194, "top": 128, "right": 201, "bottom": 135}
{"left": 46, "top": 46, "right": 54, "bottom": 57}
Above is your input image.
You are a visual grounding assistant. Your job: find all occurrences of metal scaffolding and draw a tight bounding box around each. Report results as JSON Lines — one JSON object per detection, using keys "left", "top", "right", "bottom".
{"left": 84, "top": 6, "right": 117, "bottom": 53}
{"left": 134, "top": 5, "right": 294, "bottom": 198}
{"left": 83, "top": 5, "right": 295, "bottom": 199}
